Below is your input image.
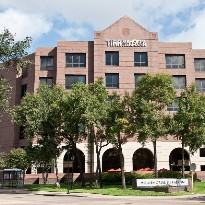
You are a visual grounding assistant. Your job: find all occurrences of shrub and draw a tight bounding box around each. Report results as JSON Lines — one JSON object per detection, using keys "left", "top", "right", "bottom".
{"left": 101, "top": 172, "right": 154, "bottom": 185}
{"left": 158, "top": 170, "right": 182, "bottom": 178}
{"left": 101, "top": 170, "right": 195, "bottom": 185}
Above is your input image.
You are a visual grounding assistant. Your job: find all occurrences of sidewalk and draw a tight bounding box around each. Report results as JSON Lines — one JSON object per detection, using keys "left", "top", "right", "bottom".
{"left": 1, "top": 188, "right": 205, "bottom": 201}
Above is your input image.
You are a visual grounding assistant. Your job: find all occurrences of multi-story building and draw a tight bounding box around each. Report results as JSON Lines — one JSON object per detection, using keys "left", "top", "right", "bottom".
{"left": 1, "top": 16, "right": 205, "bottom": 174}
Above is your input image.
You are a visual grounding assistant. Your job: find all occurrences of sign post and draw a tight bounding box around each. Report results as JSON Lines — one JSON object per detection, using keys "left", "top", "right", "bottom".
{"left": 190, "top": 163, "right": 196, "bottom": 191}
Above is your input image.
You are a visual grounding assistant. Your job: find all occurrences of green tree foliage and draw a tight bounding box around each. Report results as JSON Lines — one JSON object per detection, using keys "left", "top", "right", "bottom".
{"left": 106, "top": 93, "right": 132, "bottom": 189}
{"left": 86, "top": 79, "right": 110, "bottom": 188}
{"left": 6, "top": 148, "right": 29, "bottom": 170}
{"left": 12, "top": 84, "right": 65, "bottom": 182}
{"left": 0, "top": 29, "right": 32, "bottom": 71}
{"left": 26, "top": 140, "right": 60, "bottom": 184}
{"left": 0, "top": 152, "right": 6, "bottom": 168}
{"left": 60, "top": 82, "right": 90, "bottom": 187}
{"left": 172, "top": 85, "right": 205, "bottom": 177}
{"left": 0, "top": 77, "right": 11, "bottom": 119}
{"left": 0, "top": 29, "right": 31, "bottom": 121}
{"left": 132, "top": 73, "right": 176, "bottom": 177}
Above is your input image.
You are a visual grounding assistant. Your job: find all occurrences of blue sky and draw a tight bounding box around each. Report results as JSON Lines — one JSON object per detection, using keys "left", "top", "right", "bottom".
{"left": 0, "top": 0, "right": 205, "bottom": 53}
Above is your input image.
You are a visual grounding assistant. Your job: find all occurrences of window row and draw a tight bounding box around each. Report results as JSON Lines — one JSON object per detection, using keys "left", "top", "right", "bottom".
{"left": 40, "top": 55, "right": 205, "bottom": 70}
{"left": 38, "top": 75, "right": 205, "bottom": 92}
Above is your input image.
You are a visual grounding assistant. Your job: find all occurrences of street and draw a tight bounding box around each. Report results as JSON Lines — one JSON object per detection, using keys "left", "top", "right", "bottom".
{"left": 1, "top": 192, "right": 205, "bottom": 205}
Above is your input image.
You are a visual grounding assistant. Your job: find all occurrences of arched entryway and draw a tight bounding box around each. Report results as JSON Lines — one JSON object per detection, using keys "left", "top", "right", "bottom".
{"left": 133, "top": 148, "right": 154, "bottom": 171}
{"left": 63, "top": 148, "right": 85, "bottom": 173}
{"left": 169, "top": 148, "right": 190, "bottom": 171}
{"left": 102, "top": 148, "right": 122, "bottom": 172}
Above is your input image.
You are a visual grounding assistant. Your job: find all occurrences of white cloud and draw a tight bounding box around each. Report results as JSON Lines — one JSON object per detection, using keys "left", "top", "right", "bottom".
{"left": 57, "top": 26, "right": 91, "bottom": 40}
{"left": 0, "top": 8, "right": 53, "bottom": 40}
{"left": 166, "top": 10, "right": 205, "bottom": 49}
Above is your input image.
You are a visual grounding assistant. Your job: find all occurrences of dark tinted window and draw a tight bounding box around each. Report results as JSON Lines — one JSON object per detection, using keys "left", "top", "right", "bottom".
{"left": 166, "top": 55, "right": 185, "bottom": 68}
{"left": 105, "top": 51, "right": 119, "bottom": 66}
{"left": 66, "top": 53, "right": 86, "bottom": 67}
{"left": 65, "top": 75, "right": 86, "bottom": 89}
{"left": 105, "top": 73, "right": 119, "bottom": 88}
{"left": 40, "top": 56, "right": 54, "bottom": 70}
{"left": 134, "top": 52, "right": 148, "bottom": 66}
{"left": 39, "top": 77, "right": 53, "bottom": 87}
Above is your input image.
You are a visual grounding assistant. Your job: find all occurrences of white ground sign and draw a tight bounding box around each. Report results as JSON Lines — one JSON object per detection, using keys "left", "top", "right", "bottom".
{"left": 137, "top": 178, "right": 189, "bottom": 187}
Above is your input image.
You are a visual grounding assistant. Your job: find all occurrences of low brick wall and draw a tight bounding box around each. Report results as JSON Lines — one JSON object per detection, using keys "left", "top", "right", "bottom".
{"left": 133, "top": 186, "right": 190, "bottom": 193}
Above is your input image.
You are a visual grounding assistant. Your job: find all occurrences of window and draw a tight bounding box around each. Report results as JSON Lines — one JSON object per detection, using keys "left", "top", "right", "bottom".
{"left": 195, "top": 58, "right": 205, "bottom": 71}
{"left": 173, "top": 76, "right": 186, "bottom": 89}
{"left": 200, "top": 148, "right": 205, "bottom": 157}
{"left": 201, "top": 165, "right": 205, "bottom": 171}
{"left": 65, "top": 75, "right": 86, "bottom": 89}
{"left": 134, "top": 74, "right": 145, "bottom": 87}
{"left": 195, "top": 79, "right": 205, "bottom": 92}
{"left": 40, "top": 56, "right": 54, "bottom": 70}
{"left": 21, "top": 84, "right": 27, "bottom": 98}
{"left": 167, "top": 99, "right": 179, "bottom": 112}
{"left": 105, "top": 73, "right": 119, "bottom": 88}
{"left": 105, "top": 51, "right": 119, "bottom": 66}
{"left": 166, "top": 55, "right": 185, "bottom": 68}
{"left": 134, "top": 52, "right": 148, "bottom": 66}
{"left": 39, "top": 77, "right": 53, "bottom": 87}
{"left": 65, "top": 53, "right": 86, "bottom": 67}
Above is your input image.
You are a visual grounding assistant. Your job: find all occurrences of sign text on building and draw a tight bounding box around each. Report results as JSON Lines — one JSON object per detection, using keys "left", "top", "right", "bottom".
{"left": 106, "top": 39, "right": 146, "bottom": 47}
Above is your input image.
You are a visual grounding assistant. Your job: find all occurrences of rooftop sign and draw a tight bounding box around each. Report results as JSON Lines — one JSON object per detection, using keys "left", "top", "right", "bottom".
{"left": 106, "top": 39, "right": 146, "bottom": 47}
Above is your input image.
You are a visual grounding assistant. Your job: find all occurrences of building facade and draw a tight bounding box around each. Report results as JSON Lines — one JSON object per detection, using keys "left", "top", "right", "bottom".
{"left": 1, "top": 16, "right": 205, "bottom": 173}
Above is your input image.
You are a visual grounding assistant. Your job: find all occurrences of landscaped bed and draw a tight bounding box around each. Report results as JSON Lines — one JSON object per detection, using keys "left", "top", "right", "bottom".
{"left": 24, "top": 182, "right": 205, "bottom": 196}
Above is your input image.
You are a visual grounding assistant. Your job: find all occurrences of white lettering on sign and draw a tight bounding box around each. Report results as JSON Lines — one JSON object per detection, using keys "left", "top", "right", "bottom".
{"left": 136, "top": 178, "right": 189, "bottom": 187}
{"left": 106, "top": 39, "right": 146, "bottom": 47}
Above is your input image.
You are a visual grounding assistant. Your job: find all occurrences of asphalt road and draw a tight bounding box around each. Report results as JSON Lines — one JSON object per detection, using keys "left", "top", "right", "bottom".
{"left": 1, "top": 192, "right": 205, "bottom": 205}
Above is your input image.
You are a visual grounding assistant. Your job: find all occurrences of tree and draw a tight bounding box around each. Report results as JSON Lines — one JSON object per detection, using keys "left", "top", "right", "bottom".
{"left": 106, "top": 93, "right": 132, "bottom": 189}
{"left": 0, "top": 29, "right": 32, "bottom": 71}
{"left": 61, "top": 79, "right": 110, "bottom": 188}
{"left": 12, "top": 84, "right": 65, "bottom": 182}
{"left": 132, "top": 73, "right": 176, "bottom": 178}
{"left": 60, "top": 82, "right": 90, "bottom": 187}
{"left": 26, "top": 140, "right": 61, "bottom": 184}
{"left": 0, "top": 77, "right": 11, "bottom": 120}
{"left": 172, "top": 85, "right": 205, "bottom": 177}
{"left": 0, "top": 152, "right": 6, "bottom": 168}
{"left": 6, "top": 148, "right": 29, "bottom": 171}
{"left": 0, "top": 29, "right": 31, "bottom": 120}
{"left": 85, "top": 79, "right": 110, "bottom": 188}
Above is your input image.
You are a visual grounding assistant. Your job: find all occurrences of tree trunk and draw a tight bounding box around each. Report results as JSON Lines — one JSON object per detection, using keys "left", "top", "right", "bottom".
{"left": 153, "top": 139, "right": 158, "bottom": 178}
{"left": 118, "top": 133, "right": 126, "bottom": 189}
{"left": 95, "top": 140, "right": 103, "bottom": 188}
{"left": 42, "top": 171, "right": 48, "bottom": 184}
{"left": 54, "top": 158, "right": 59, "bottom": 183}
{"left": 89, "top": 127, "right": 94, "bottom": 186}
{"left": 182, "top": 138, "right": 185, "bottom": 178}
{"left": 72, "top": 142, "right": 85, "bottom": 187}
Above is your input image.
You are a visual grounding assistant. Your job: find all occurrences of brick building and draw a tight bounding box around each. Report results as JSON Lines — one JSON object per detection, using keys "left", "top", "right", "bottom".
{"left": 1, "top": 15, "right": 205, "bottom": 174}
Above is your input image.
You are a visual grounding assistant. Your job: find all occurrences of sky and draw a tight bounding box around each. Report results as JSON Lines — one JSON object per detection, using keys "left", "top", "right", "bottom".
{"left": 0, "top": 0, "right": 205, "bottom": 53}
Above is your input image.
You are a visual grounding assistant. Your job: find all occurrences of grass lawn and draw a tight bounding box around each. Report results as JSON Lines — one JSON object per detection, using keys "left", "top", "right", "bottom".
{"left": 24, "top": 182, "right": 205, "bottom": 196}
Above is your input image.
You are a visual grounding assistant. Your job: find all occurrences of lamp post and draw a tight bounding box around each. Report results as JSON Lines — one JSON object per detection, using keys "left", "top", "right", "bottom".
{"left": 67, "top": 146, "right": 70, "bottom": 194}
{"left": 71, "top": 155, "right": 75, "bottom": 190}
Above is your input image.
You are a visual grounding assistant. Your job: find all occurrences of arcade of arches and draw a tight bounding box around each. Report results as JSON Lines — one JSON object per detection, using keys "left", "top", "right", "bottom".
{"left": 62, "top": 147, "right": 190, "bottom": 173}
